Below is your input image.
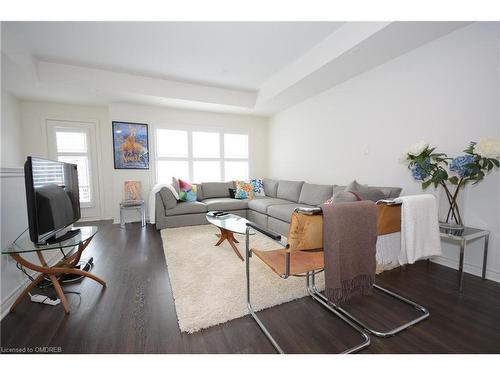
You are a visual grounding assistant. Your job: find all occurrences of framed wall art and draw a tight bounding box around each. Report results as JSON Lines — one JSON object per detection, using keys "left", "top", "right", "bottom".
{"left": 112, "top": 121, "right": 149, "bottom": 169}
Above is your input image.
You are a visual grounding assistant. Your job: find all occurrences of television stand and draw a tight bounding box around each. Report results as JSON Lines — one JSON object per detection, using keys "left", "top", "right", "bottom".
{"left": 41, "top": 257, "right": 94, "bottom": 285}
{"left": 2, "top": 226, "right": 106, "bottom": 314}
{"left": 46, "top": 228, "right": 81, "bottom": 245}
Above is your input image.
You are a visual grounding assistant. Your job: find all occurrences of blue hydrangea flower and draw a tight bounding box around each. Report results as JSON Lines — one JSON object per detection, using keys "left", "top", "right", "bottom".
{"left": 450, "top": 155, "right": 475, "bottom": 178}
{"left": 410, "top": 161, "right": 430, "bottom": 181}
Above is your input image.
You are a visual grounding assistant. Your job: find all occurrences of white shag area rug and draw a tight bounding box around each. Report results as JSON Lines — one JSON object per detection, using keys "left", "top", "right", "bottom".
{"left": 161, "top": 224, "right": 324, "bottom": 333}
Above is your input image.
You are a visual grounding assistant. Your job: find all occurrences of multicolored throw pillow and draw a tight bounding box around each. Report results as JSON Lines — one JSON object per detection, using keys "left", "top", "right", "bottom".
{"left": 249, "top": 178, "right": 265, "bottom": 196}
{"left": 178, "top": 179, "right": 198, "bottom": 202}
{"left": 235, "top": 181, "right": 255, "bottom": 199}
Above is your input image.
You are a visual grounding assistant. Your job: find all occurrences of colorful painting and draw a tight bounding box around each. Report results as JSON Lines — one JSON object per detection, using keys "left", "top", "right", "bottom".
{"left": 123, "top": 181, "right": 142, "bottom": 201}
{"left": 112, "top": 121, "right": 149, "bottom": 169}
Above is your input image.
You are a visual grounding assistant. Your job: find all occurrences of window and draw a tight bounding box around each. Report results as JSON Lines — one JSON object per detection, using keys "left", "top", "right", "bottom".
{"left": 224, "top": 161, "right": 249, "bottom": 181}
{"left": 156, "top": 129, "right": 188, "bottom": 158}
{"left": 224, "top": 134, "right": 248, "bottom": 159}
{"left": 192, "top": 132, "right": 220, "bottom": 158}
{"left": 47, "top": 121, "right": 98, "bottom": 209}
{"left": 155, "top": 128, "right": 249, "bottom": 184}
{"left": 156, "top": 129, "right": 190, "bottom": 182}
{"left": 54, "top": 129, "right": 93, "bottom": 204}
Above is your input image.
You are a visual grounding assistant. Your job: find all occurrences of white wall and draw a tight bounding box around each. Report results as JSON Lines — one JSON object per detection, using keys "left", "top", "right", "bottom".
{"left": 108, "top": 103, "right": 269, "bottom": 223}
{"left": 1, "top": 89, "right": 23, "bottom": 167}
{"left": 0, "top": 89, "right": 30, "bottom": 317}
{"left": 269, "top": 23, "right": 500, "bottom": 281}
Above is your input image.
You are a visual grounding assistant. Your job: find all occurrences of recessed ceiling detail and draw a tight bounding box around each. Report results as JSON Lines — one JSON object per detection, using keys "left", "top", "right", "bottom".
{"left": 1, "top": 21, "right": 471, "bottom": 115}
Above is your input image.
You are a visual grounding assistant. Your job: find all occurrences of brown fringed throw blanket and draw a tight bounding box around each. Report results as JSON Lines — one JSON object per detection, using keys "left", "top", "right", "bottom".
{"left": 321, "top": 201, "right": 378, "bottom": 304}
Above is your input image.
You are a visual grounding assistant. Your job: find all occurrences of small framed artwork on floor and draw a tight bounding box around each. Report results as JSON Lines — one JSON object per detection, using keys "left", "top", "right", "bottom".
{"left": 112, "top": 121, "right": 149, "bottom": 169}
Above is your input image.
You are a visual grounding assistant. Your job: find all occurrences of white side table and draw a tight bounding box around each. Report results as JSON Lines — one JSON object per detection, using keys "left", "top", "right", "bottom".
{"left": 439, "top": 226, "right": 490, "bottom": 292}
{"left": 120, "top": 200, "right": 146, "bottom": 228}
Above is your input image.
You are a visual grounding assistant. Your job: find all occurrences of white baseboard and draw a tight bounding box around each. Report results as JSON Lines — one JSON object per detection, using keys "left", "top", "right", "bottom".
{"left": 112, "top": 218, "right": 150, "bottom": 225}
{"left": 78, "top": 216, "right": 113, "bottom": 222}
{"left": 431, "top": 255, "right": 500, "bottom": 283}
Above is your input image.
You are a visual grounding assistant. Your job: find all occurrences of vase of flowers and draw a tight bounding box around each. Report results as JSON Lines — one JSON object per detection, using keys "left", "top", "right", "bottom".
{"left": 403, "top": 139, "right": 500, "bottom": 229}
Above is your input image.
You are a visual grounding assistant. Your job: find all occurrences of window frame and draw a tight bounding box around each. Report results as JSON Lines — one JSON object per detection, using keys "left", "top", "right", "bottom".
{"left": 47, "top": 121, "right": 97, "bottom": 209}
{"left": 154, "top": 125, "right": 250, "bottom": 184}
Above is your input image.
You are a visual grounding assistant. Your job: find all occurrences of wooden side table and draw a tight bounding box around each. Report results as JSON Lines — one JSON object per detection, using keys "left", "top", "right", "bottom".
{"left": 439, "top": 226, "right": 490, "bottom": 292}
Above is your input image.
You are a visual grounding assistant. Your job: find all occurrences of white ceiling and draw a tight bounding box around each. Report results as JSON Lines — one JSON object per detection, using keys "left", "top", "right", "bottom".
{"left": 4, "top": 21, "right": 342, "bottom": 91}
{"left": 1, "top": 21, "right": 471, "bottom": 115}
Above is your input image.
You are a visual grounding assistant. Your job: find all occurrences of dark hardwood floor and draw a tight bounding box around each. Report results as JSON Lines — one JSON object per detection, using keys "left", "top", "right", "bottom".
{"left": 1, "top": 220, "right": 499, "bottom": 354}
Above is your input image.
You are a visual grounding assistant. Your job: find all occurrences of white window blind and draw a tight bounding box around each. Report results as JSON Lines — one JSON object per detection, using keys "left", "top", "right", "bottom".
{"left": 155, "top": 128, "right": 249, "bottom": 184}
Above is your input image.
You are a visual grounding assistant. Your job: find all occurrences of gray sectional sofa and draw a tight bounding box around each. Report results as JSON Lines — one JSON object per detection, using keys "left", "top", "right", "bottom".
{"left": 155, "top": 179, "right": 402, "bottom": 236}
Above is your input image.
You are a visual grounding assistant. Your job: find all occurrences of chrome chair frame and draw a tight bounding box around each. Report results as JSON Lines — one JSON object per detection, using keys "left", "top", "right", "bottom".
{"left": 245, "top": 222, "right": 371, "bottom": 354}
{"left": 299, "top": 206, "right": 430, "bottom": 338}
{"left": 307, "top": 266, "right": 430, "bottom": 338}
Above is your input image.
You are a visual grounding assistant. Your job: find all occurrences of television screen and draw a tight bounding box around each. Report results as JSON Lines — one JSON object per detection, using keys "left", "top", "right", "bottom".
{"left": 24, "top": 156, "right": 81, "bottom": 244}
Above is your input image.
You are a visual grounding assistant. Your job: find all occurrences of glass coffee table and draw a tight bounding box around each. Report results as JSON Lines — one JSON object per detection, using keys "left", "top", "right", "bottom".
{"left": 206, "top": 212, "right": 255, "bottom": 261}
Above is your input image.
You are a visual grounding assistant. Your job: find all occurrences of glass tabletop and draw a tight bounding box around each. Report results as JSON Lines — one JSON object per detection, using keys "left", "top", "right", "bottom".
{"left": 206, "top": 212, "right": 255, "bottom": 235}
{"left": 439, "top": 226, "right": 489, "bottom": 241}
{"left": 2, "top": 226, "right": 98, "bottom": 255}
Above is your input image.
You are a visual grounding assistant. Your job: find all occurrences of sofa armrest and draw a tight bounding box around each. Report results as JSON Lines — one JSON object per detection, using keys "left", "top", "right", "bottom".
{"left": 159, "top": 187, "right": 178, "bottom": 210}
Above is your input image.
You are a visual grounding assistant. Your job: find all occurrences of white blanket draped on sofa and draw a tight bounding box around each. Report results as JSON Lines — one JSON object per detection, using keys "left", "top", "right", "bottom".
{"left": 395, "top": 194, "right": 442, "bottom": 264}
{"left": 376, "top": 194, "right": 442, "bottom": 270}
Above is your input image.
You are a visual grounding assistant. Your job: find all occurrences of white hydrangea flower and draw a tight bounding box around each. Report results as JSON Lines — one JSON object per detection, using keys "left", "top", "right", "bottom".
{"left": 477, "top": 138, "right": 500, "bottom": 159}
{"left": 407, "top": 140, "right": 429, "bottom": 157}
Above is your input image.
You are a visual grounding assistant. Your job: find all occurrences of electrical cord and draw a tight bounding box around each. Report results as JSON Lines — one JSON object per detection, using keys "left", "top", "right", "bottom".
{"left": 12, "top": 227, "right": 29, "bottom": 243}
{"left": 16, "top": 258, "right": 92, "bottom": 291}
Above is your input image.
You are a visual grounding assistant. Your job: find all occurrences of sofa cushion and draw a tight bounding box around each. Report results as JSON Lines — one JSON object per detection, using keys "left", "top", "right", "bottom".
{"left": 178, "top": 179, "right": 198, "bottom": 202}
{"left": 201, "top": 182, "right": 233, "bottom": 199}
{"left": 159, "top": 187, "right": 177, "bottom": 210}
{"left": 277, "top": 180, "right": 304, "bottom": 202}
{"left": 250, "top": 178, "right": 265, "bottom": 196}
{"left": 171, "top": 177, "right": 180, "bottom": 195}
{"left": 298, "top": 183, "right": 333, "bottom": 206}
{"left": 333, "top": 185, "right": 345, "bottom": 194}
{"left": 353, "top": 189, "right": 386, "bottom": 202}
{"left": 345, "top": 180, "right": 396, "bottom": 201}
{"left": 331, "top": 191, "right": 358, "bottom": 203}
{"left": 202, "top": 198, "right": 248, "bottom": 211}
{"left": 235, "top": 180, "right": 255, "bottom": 199}
{"left": 166, "top": 201, "right": 208, "bottom": 216}
{"left": 378, "top": 187, "right": 403, "bottom": 199}
{"left": 247, "top": 197, "right": 290, "bottom": 214}
{"left": 345, "top": 180, "right": 368, "bottom": 191}
{"left": 267, "top": 203, "right": 316, "bottom": 223}
{"left": 196, "top": 183, "right": 204, "bottom": 201}
{"left": 263, "top": 178, "right": 279, "bottom": 198}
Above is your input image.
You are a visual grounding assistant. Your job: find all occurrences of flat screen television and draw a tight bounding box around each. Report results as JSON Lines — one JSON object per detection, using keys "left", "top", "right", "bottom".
{"left": 24, "top": 156, "right": 81, "bottom": 244}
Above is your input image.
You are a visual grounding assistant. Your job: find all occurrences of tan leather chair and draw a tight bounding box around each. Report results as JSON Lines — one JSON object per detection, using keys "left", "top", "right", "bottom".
{"left": 251, "top": 203, "right": 402, "bottom": 278}
{"left": 245, "top": 203, "right": 429, "bottom": 354}
{"left": 252, "top": 211, "right": 324, "bottom": 277}
{"left": 245, "top": 208, "right": 370, "bottom": 354}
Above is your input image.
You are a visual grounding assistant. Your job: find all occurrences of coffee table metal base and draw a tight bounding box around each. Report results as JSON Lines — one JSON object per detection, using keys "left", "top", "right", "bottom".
{"left": 215, "top": 228, "right": 244, "bottom": 261}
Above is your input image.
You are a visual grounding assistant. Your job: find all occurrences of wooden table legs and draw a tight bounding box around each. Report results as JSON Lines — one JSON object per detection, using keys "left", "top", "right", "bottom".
{"left": 215, "top": 228, "right": 244, "bottom": 261}
{"left": 9, "top": 237, "right": 106, "bottom": 314}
